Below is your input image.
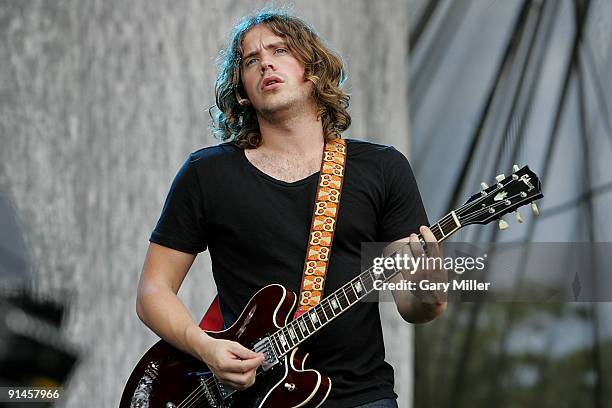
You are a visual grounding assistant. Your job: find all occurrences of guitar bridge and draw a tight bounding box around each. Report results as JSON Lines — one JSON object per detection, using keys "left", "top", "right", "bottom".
{"left": 198, "top": 377, "right": 221, "bottom": 407}
{"left": 253, "top": 337, "right": 279, "bottom": 371}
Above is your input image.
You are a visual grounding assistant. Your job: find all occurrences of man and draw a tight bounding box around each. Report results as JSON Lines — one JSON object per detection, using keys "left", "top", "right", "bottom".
{"left": 136, "top": 10, "right": 446, "bottom": 408}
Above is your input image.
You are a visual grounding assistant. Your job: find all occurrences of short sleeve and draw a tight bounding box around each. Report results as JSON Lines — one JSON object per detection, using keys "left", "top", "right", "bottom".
{"left": 149, "top": 154, "right": 207, "bottom": 254}
{"left": 378, "top": 147, "right": 429, "bottom": 242}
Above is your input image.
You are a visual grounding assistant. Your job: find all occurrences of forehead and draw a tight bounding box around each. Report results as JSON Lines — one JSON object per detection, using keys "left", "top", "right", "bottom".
{"left": 241, "top": 25, "right": 285, "bottom": 53}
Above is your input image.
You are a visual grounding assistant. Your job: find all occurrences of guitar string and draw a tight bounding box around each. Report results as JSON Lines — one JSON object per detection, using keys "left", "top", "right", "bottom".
{"left": 268, "top": 188, "right": 533, "bottom": 359}
{"left": 178, "top": 338, "right": 273, "bottom": 408}
{"left": 187, "top": 184, "right": 529, "bottom": 406}
{"left": 183, "top": 188, "right": 531, "bottom": 407}
{"left": 179, "top": 331, "right": 279, "bottom": 408}
{"left": 177, "top": 180, "right": 532, "bottom": 406}
{"left": 179, "top": 198, "right": 527, "bottom": 408}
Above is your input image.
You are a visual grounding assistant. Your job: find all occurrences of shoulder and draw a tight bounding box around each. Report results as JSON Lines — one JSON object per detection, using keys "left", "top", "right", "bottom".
{"left": 190, "top": 141, "right": 240, "bottom": 162}
{"left": 186, "top": 142, "right": 242, "bottom": 173}
{"left": 345, "top": 138, "right": 408, "bottom": 163}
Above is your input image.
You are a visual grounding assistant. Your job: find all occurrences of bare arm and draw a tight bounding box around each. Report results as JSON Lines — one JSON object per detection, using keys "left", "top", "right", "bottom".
{"left": 136, "top": 242, "right": 263, "bottom": 390}
{"left": 385, "top": 226, "right": 447, "bottom": 323}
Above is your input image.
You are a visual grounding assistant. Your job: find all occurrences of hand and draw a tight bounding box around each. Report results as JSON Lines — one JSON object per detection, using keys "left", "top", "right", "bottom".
{"left": 198, "top": 336, "right": 265, "bottom": 390}
{"left": 405, "top": 225, "right": 447, "bottom": 304}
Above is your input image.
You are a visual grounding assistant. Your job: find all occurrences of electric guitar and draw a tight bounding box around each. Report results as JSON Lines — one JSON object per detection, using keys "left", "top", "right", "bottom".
{"left": 120, "top": 165, "right": 543, "bottom": 408}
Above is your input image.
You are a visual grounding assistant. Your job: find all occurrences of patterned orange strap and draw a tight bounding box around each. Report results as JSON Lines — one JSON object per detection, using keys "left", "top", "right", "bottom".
{"left": 293, "top": 138, "right": 347, "bottom": 319}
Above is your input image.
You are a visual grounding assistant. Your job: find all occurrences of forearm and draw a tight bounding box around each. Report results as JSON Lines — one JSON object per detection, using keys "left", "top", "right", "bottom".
{"left": 136, "top": 283, "right": 212, "bottom": 360}
{"left": 384, "top": 229, "right": 447, "bottom": 323}
{"left": 389, "top": 272, "right": 447, "bottom": 323}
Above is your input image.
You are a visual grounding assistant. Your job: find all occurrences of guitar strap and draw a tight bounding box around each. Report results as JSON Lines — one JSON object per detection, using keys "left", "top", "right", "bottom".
{"left": 293, "top": 137, "right": 347, "bottom": 319}
{"left": 200, "top": 137, "right": 347, "bottom": 329}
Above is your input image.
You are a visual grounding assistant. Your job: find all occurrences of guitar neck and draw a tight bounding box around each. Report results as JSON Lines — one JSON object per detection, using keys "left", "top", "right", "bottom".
{"left": 268, "top": 212, "right": 461, "bottom": 358}
{"left": 268, "top": 164, "right": 543, "bottom": 358}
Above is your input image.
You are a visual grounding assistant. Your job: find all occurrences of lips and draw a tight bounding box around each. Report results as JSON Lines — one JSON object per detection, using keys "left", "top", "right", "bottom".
{"left": 261, "top": 75, "right": 284, "bottom": 91}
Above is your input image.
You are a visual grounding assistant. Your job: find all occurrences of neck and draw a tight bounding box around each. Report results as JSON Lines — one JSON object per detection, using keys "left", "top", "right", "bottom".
{"left": 256, "top": 104, "right": 325, "bottom": 157}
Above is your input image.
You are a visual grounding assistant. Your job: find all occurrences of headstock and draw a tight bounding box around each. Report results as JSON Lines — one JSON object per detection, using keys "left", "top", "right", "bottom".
{"left": 458, "top": 165, "right": 543, "bottom": 229}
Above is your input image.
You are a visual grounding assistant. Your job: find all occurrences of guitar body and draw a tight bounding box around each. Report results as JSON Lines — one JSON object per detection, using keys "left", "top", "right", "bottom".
{"left": 120, "top": 284, "right": 331, "bottom": 408}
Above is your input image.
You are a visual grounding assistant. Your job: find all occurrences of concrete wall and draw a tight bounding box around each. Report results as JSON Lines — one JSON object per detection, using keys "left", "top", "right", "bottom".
{"left": 0, "top": 1, "right": 413, "bottom": 406}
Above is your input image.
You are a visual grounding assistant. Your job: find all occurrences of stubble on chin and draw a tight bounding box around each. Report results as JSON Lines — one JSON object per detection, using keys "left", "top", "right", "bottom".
{"left": 258, "top": 88, "right": 316, "bottom": 120}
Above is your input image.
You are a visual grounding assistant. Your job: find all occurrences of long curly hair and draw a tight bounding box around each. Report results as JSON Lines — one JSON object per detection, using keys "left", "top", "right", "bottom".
{"left": 210, "top": 10, "right": 351, "bottom": 148}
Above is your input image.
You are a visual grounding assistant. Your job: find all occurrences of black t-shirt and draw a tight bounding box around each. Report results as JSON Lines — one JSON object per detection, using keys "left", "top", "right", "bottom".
{"left": 150, "top": 139, "right": 428, "bottom": 407}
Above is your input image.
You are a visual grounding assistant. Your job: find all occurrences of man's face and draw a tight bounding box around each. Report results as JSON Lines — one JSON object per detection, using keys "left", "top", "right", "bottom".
{"left": 239, "top": 25, "right": 314, "bottom": 116}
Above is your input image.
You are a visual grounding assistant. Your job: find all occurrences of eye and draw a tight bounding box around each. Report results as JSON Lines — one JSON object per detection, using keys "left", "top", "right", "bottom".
{"left": 244, "top": 58, "right": 258, "bottom": 67}
{"left": 275, "top": 48, "right": 288, "bottom": 55}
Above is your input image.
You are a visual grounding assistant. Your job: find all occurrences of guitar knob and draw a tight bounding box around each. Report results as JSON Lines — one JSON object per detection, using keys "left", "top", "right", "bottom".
{"left": 515, "top": 211, "right": 524, "bottom": 223}
{"left": 531, "top": 202, "right": 540, "bottom": 216}
{"left": 499, "top": 218, "right": 509, "bottom": 230}
{"left": 480, "top": 182, "right": 489, "bottom": 190}
{"left": 495, "top": 174, "right": 505, "bottom": 182}
{"left": 284, "top": 382, "right": 296, "bottom": 392}
{"left": 512, "top": 164, "right": 520, "bottom": 172}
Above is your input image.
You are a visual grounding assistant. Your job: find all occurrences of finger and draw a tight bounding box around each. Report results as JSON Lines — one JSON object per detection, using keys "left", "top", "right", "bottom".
{"left": 229, "top": 342, "right": 263, "bottom": 360}
{"left": 222, "top": 379, "right": 246, "bottom": 390}
{"left": 222, "top": 355, "right": 263, "bottom": 373}
{"left": 239, "top": 356, "right": 264, "bottom": 372}
{"left": 221, "top": 371, "right": 256, "bottom": 390}
{"left": 419, "top": 226, "right": 440, "bottom": 257}
{"left": 408, "top": 233, "right": 424, "bottom": 259}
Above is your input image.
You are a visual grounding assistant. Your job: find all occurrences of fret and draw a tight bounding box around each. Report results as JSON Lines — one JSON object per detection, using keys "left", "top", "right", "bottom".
{"left": 308, "top": 310, "right": 321, "bottom": 329}
{"left": 337, "top": 289, "right": 350, "bottom": 309}
{"left": 359, "top": 273, "right": 374, "bottom": 297}
{"left": 324, "top": 299, "right": 335, "bottom": 318}
{"left": 372, "top": 267, "right": 385, "bottom": 282}
{"left": 438, "top": 219, "right": 451, "bottom": 237}
{"left": 283, "top": 327, "right": 294, "bottom": 348}
{"left": 383, "top": 264, "right": 399, "bottom": 281}
{"left": 303, "top": 314, "right": 316, "bottom": 333}
{"left": 330, "top": 295, "right": 341, "bottom": 313}
{"left": 320, "top": 301, "right": 331, "bottom": 321}
{"left": 436, "top": 212, "right": 460, "bottom": 239}
{"left": 431, "top": 223, "right": 443, "bottom": 240}
{"left": 353, "top": 279, "right": 363, "bottom": 297}
{"left": 271, "top": 333, "right": 284, "bottom": 355}
{"left": 348, "top": 283, "right": 360, "bottom": 303}
{"left": 278, "top": 331, "right": 289, "bottom": 350}
{"left": 315, "top": 306, "right": 327, "bottom": 324}
{"left": 293, "top": 320, "right": 305, "bottom": 340}
{"left": 361, "top": 271, "right": 375, "bottom": 292}
{"left": 288, "top": 324, "right": 298, "bottom": 342}
{"left": 298, "top": 317, "right": 310, "bottom": 337}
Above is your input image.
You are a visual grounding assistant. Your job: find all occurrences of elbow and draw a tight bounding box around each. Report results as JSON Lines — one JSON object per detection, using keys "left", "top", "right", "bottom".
{"left": 136, "top": 291, "right": 146, "bottom": 322}
{"left": 400, "top": 301, "right": 447, "bottom": 324}
{"left": 135, "top": 283, "right": 154, "bottom": 323}
{"left": 429, "top": 301, "right": 447, "bottom": 320}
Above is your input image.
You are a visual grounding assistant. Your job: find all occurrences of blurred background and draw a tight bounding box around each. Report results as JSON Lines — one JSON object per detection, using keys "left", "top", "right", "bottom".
{"left": 409, "top": 0, "right": 612, "bottom": 407}
{"left": 1, "top": 0, "right": 611, "bottom": 407}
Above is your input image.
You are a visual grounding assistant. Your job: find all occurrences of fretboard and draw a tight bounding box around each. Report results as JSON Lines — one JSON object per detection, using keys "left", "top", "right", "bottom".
{"left": 268, "top": 211, "right": 461, "bottom": 358}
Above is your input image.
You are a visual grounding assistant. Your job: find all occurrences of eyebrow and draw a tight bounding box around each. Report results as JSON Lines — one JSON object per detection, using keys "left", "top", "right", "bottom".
{"left": 241, "top": 41, "right": 287, "bottom": 63}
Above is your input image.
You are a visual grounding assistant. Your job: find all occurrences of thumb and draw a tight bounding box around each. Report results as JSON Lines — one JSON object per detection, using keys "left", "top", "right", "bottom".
{"left": 230, "top": 342, "right": 263, "bottom": 360}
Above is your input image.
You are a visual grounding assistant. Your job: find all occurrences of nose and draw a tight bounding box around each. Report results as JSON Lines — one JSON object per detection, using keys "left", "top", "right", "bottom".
{"left": 259, "top": 54, "right": 275, "bottom": 74}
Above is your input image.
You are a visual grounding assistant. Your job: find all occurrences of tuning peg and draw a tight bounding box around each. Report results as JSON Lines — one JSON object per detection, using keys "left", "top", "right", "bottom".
{"left": 515, "top": 210, "right": 524, "bottom": 223}
{"left": 499, "top": 217, "right": 509, "bottom": 230}
{"left": 495, "top": 174, "right": 505, "bottom": 182}
{"left": 512, "top": 164, "right": 520, "bottom": 172}
{"left": 531, "top": 202, "right": 540, "bottom": 216}
{"left": 481, "top": 182, "right": 489, "bottom": 190}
